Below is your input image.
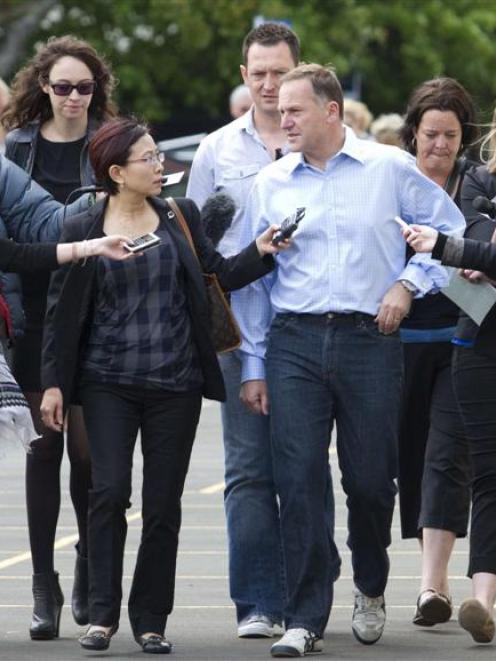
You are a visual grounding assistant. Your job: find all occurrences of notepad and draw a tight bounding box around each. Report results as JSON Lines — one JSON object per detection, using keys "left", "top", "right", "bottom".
{"left": 442, "top": 270, "right": 496, "bottom": 325}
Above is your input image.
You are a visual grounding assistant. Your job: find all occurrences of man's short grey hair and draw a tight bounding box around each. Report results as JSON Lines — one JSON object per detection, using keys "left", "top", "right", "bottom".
{"left": 281, "top": 63, "right": 344, "bottom": 118}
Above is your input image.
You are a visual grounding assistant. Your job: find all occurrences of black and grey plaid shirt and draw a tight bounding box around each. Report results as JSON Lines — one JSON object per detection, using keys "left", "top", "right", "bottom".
{"left": 81, "top": 223, "right": 203, "bottom": 391}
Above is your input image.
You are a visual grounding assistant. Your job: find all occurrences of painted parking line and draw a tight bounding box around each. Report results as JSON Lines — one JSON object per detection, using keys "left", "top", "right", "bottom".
{"left": 0, "top": 510, "right": 143, "bottom": 571}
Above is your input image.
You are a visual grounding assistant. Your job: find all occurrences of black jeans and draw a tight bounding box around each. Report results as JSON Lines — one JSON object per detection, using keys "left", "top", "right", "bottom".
{"left": 452, "top": 346, "right": 496, "bottom": 576}
{"left": 80, "top": 382, "right": 202, "bottom": 636}
{"left": 398, "top": 341, "right": 471, "bottom": 538}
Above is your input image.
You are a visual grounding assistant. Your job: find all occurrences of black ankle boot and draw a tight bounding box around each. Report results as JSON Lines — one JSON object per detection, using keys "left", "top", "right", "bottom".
{"left": 30, "top": 571, "right": 64, "bottom": 640}
{"left": 72, "top": 547, "right": 89, "bottom": 626}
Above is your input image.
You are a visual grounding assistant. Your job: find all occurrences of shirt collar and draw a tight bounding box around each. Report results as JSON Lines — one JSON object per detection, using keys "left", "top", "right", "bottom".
{"left": 238, "top": 106, "right": 256, "bottom": 135}
{"left": 286, "top": 125, "right": 367, "bottom": 174}
{"left": 238, "top": 107, "right": 290, "bottom": 157}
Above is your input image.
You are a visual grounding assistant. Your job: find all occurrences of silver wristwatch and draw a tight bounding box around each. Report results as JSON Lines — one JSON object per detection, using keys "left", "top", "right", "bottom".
{"left": 398, "top": 279, "right": 418, "bottom": 295}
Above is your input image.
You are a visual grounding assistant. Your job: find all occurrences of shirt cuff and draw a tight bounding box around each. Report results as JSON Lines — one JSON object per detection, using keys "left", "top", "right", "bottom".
{"left": 398, "top": 263, "right": 436, "bottom": 296}
{"left": 240, "top": 355, "right": 266, "bottom": 383}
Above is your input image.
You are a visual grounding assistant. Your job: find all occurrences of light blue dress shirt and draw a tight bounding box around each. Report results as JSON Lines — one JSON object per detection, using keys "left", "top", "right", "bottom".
{"left": 231, "top": 127, "right": 466, "bottom": 382}
{"left": 186, "top": 108, "right": 285, "bottom": 257}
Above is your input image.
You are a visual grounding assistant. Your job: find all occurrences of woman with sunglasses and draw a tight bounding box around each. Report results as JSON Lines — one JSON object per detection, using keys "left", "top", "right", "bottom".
{"left": 2, "top": 35, "right": 116, "bottom": 640}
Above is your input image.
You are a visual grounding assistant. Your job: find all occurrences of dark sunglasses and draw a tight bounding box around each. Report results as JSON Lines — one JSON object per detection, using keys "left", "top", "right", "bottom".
{"left": 48, "top": 80, "right": 96, "bottom": 96}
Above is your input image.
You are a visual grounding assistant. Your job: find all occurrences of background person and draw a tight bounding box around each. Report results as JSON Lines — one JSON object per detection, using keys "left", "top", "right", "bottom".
{"left": 398, "top": 77, "right": 478, "bottom": 627}
{"left": 2, "top": 34, "right": 116, "bottom": 638}
{"left": 40, "top": 117, "right": 286, "bottom": 655}
{"left": 427, "top": 113, "right": 496, "bottom": 644}
{"left": 370, "top": 113, "right": 404, "bottom": 147}
{"left": 343, "top": 98, "right": 374, "bottom": 140}
{"left": 0, "top": 234, "right": 133, "bottom": 456}
{"left": 187, "top": 22, "right": 300, "bottom": 640}
{"left": 229, "top": 83, "right": 252, "bottom": 119}
{"left": 0, "top": 78, "right": 11, "bottom": 152}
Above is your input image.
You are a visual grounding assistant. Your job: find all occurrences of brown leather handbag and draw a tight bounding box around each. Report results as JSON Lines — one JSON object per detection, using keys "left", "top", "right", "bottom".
{"left": 166, "top": 198, "right": 241, "bottom": 354}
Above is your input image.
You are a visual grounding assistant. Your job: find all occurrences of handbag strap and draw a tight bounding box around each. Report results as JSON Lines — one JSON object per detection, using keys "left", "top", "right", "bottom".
{"left": 166, "top": 197, "right": 200, "bottom": 264}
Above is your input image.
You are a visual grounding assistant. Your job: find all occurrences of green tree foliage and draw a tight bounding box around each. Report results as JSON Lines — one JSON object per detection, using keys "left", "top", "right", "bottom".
{"left": 2, "top": 0, "right": 496, "bottom": 124}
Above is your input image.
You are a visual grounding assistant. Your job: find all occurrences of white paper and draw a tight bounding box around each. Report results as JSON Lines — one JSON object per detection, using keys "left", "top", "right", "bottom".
{"left": 442, "top": 271, "right": 496, "bottom": 325}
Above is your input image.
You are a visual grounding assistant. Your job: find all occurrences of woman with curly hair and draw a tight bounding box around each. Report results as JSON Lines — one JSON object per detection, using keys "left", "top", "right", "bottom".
{"left": 1, "top": 34, "right": 116, "bottom": 640}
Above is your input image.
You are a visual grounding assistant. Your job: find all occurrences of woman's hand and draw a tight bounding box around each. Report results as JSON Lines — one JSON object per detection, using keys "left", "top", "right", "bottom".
{"left": 459, "top": 268, "right": 496, "bottom": 286}
{"left": 87, "top": 235, "right": 136, "bottom": 260}
{"left": 40, "top": 387, "right": 64, "bottom": 432}
{"left": 402, "top": 224, "right": 439, "bottom": 253}
{"left": 255, "top": 225, "right": 292, "bottom": 256}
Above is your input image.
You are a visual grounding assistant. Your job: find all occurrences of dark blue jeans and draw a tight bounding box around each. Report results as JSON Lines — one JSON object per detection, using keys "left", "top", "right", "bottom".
{"left": 219, "top": 352, "right": 284, "bottom": 624}
{"left": 265, "top": 313, "right": 402, "bottom": 635}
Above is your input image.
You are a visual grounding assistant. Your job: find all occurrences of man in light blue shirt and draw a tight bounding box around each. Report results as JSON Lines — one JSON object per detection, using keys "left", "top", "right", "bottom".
{"left": 232, "top": 64, "right": 465, "bottom": 658}
{"left": 186, "top": 23, "right": 300, "bottom": 641}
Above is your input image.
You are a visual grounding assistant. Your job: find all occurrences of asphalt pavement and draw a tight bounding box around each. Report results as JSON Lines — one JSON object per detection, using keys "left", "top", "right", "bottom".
{"left": 0, "top": 399, "right": 483, "bottom": 660}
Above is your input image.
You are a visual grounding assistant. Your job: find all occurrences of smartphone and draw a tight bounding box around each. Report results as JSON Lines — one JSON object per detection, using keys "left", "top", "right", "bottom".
{"left": 271, "top": 207, "right": 306, "bottom": 246}
{"left": 125, "top": 232, "right": 161, "bottom": 253}
{"left": 393, "top": 216, "right": 409, "bottom": 231}
{"left": 161, "top": 171, "right": 185, "bottom": 187}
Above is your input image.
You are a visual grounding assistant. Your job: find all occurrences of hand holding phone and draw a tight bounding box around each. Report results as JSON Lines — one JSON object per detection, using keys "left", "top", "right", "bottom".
{"left": 125, "top": 232, "right": 161, "bottom": 253}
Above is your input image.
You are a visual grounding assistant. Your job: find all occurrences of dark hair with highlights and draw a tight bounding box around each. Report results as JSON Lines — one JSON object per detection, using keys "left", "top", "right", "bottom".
{"left": 89, "top": 117, "right": 149, "bottom": 195}
{"left": 242, "top": 22, "right": 300, "bottom": 66}
{"left": 400, "top": 77, "right": 478, "bottom": 156}
{"left": 1, "top": 35, "right": 117, "bottom": 130}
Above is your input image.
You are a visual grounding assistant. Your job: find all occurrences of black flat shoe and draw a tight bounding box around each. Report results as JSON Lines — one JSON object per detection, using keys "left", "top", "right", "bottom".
{"left": 79, "top": 624, "right": 119, "bottom": 651}
{"left": 136, "top": 633, "right": 172, "bottom": 654}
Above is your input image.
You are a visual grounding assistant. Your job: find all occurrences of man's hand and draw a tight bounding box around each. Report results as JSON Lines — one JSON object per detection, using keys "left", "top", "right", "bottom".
{"left": 375, "top": 282, "right": 413, "bottom": 334}
{"left": 40, "top": 387, "right": 64, "bottom": 432}
{"left": 240, "top": 379, "right": 270, "bottom": 415}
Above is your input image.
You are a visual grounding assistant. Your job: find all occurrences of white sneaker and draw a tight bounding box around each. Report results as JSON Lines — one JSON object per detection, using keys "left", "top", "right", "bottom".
{"left": 271, "top": 628, "right": 323, "bottom": 657}
{"left": 352, "top": 589, "right": 386, "bottom": 645}
{"left": 238, "top": 614, "right": 275, "bottom": 638}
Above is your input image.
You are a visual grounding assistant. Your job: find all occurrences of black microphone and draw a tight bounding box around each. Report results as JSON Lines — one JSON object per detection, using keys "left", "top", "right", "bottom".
{"left": 473, "top": 195, "right": 496, "bottom": 219}
{"left": 201, "top": 193, "right": 236, "bottom": 246}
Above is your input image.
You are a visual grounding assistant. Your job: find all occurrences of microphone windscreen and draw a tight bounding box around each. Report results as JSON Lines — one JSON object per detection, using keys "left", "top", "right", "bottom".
{"left": 201, "top": 193, "right": 236, "bottom": 246}
{"left": 473, "top": 195, "right": 496, "bottom": 218}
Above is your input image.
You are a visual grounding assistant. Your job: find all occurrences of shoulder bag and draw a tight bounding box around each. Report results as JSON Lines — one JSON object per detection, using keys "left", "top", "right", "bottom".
{"left": 166, "top": 197, "right": 241, "bottom": 354}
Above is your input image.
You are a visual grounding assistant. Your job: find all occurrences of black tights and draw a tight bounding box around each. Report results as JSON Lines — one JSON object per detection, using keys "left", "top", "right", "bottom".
{"left": 25, "top": 393, "right": 91, "bottom": 574}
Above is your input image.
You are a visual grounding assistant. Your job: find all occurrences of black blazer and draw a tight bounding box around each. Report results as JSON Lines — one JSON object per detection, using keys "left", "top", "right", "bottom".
{"left": 41, "top": 196, "right": 274, "bottom": 406}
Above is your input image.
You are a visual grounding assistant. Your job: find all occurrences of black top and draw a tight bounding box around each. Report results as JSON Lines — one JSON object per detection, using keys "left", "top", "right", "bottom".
{"left": 82, "top": 221, "right": 203, "bottom": 391}
{"left": 454, "top": 165, "right": 496, "bottom": 342}
{"left": 23, "top": 134, "right": 85, "bottom": 335}
{"left": 32, "top": 134, "right": 85, "bottom": 204}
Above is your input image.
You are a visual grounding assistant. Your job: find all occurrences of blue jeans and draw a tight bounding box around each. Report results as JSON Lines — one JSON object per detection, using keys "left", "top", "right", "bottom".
{"left": 219, "top": 351, "right": 284, "bottom": 624}
{"left": 266, "top": 313, "right": 401, "bottom": 635}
